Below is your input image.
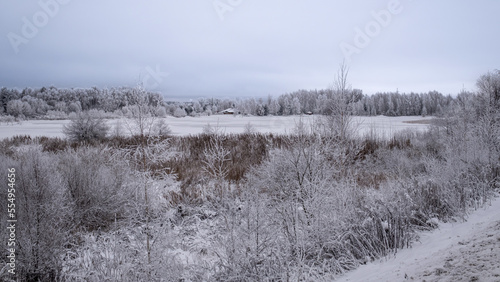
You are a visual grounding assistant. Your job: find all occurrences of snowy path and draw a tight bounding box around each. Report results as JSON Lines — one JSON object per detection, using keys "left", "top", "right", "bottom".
{"left": 337, "top": 195, "right": 500, "bottom": 282}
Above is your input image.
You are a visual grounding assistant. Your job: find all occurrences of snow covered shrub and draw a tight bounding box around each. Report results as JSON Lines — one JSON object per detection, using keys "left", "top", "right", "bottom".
{"left": 37, "top": 136, "right": 69, "bottom": 153}
{"left": 213, "top": 185, "right": 285, "bottom": 281}
{"left": 362, "top": 182, "right": 428, "bottom": 251}
{"left": 151, "top": 118, "right": 172, "bottom": 137}
{"left": 60, "top": 226, "right": 186, "bottom": 281}
{"left": 63, "top": 111, "right": 110, "bottom": 142}
{"left": 67, "top": 111, "right": 77, "bottom": 120}
{"left": 423, "top": 95, "right": 499, "bottom": 216}
{"left": 0, "top": 136, "right": 34, "bottom": 157}
{"left": 0, "top": 149, "right": 72, "bottom": 281}
{"left": 58, "top": 147, "right": 136, "bottom": 230}
{"left": 135, "top": 169, "right": 179, "bottom": 217}
{"left": 202, "top": 122, "right": 224, "bottom": 135}
{"left": 45, "top": 110, "right": 68, "bottom": 119}
{"left": 154, "top": 106, "right": 165, "bottom": 117}
{"left": 241, "top": 130, "right": 378, "bottom": 277}
{"left": 0, "top": 114, "right": 16, "bottom": 125}
{"left": 243, "top": 122, "right": 256, "bottom": 134}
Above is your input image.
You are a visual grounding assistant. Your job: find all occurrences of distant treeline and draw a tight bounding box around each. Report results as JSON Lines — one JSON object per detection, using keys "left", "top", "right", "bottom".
{"left": 0, "top": 85, "right": 464, "bottom": 119}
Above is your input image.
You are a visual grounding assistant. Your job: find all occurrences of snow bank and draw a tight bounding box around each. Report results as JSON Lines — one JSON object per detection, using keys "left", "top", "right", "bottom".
{"left": 336, "top": 195, "right": 500, "bottom": 282}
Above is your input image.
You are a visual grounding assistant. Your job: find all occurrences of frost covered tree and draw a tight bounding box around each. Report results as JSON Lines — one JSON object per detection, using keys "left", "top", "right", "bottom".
{"left": 316, "top": 93, "right": 327, "bottom": 114}
{"left": 474, "top": 70, "right": 500, "bottom": 186}
{"left": 269, "top": 98, "right": 279, "bottom": 115}
{"left": 193, "top": 100, "right": 203, "bottom": 113}
{"left": 322, "top": 62, "right": 357, "bottom": 142}
{"left": 123, "top": 86, "right": 157, "bottom": 137}
{"left": 421, "top": 104, "right": 428, "bottom": 117}
{"left": 292, "top": 97, "right": 301, "bottom": 115}
{"left": 6, "top": 99, "right": 32, "bottom": 118}
{"left": 476, "top": 69, "right": 500, "bottom": 110}
{"left": 173, "top": 107, "right": 187, "bottom": 118}
{"left": 202, "top": 130, "right": 231, "bottom": 201}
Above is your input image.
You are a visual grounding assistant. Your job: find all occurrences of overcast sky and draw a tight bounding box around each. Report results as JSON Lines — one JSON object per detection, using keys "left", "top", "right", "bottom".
{"left": 1, "top": 1, "right": 499, "bottom": 100}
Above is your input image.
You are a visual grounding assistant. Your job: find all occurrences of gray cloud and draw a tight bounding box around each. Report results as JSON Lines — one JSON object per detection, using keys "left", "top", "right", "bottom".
{"left": 1, "top": 0, "right": 499, "bottom": 100}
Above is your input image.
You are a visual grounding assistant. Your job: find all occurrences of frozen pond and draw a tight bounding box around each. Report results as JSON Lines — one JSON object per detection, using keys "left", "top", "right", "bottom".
{"left": 0, "top": 115, "right": 433, "bottom": 140}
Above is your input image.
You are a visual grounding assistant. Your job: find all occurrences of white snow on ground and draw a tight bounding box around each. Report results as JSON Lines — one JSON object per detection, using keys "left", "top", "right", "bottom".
{"left": 0, "top": 119, "right": 71, "bottom": 139}
{"left": 161, "top": 115, "right": 432, "bottom": 137}
{"left": 336, "top": 194, "right": 500, "bottom": 282}
{"left": 0, "top": 115, "right": 432, "bottom": 139}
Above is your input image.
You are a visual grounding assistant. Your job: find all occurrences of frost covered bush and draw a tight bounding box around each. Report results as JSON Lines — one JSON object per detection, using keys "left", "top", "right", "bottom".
{"left": 213, "top": 186, "right": 285, "bottom": 281}
{"left": 58, "top": 147, "right": 137, "bottom": 230}
{"left": 211, "top": 111, "right": 499, "bottom": 279}
{"left": 0, "top": 114, "right": 16, "bottom": 125}
{"left": 0, "top": 149, "right": 73, "bottom": 281}
{"left": 212, "top": 129, "right": 377, "bottom": 278}
{"left": 63, "top": 111, "right": 110, "bottom": 142}
{"left": 60, "top": 225, "right": 187, "bottom": 281}
{"left": 151, "top": 118, "right": 172, "bottom": 137}
{"left": 243, "top": 122, "right": 256, "bottom": 134}
{"left": 155, "top": 106, "right": 167, "bottom": 117}
{"left": 45, "top": 110, "right": 68, "bottom": 119}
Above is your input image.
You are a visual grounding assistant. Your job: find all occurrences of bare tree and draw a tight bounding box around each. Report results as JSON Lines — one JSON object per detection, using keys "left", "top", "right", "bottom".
{"left": 203, "top": 137, "right": 230, "bottom": 179}
{"left": 319, "top": 62, "right": 361, "bottom": 176}
{"left": 123, "top": 86, "right": 157, "bottom": 137}
{"left": 322, "top": 62, "right": 358, "bottom": 142}
{"left": 202, "top": 133, "right": 231, "bottom": 201}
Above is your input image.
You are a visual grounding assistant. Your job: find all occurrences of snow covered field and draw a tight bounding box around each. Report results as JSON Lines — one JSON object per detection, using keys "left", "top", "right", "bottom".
{"left": 0, "top": 115, "right": 433, "bottom": 139}
{"left": 337, "top": 194, "right": 500, "bottom": 282}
